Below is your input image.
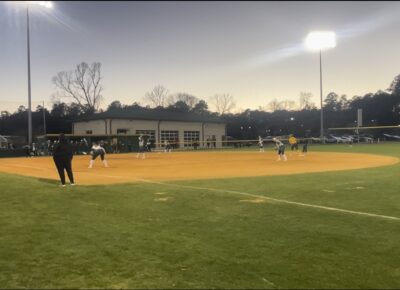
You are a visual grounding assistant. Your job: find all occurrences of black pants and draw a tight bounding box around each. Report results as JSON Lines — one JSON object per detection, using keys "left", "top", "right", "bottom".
{"left": 54, "top": 157, "right": 74, "bottom": 185}
{"left": 92, "top": 152, "right": 105, "bottom": 160}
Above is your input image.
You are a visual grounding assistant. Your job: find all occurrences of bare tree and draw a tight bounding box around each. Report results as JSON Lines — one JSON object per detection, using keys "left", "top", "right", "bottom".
{"left": 143, "top": 85, "right": 169, "bottom": 108}
{"left": 52, "top": 62, "right": 103, "bottom": 113}
{"left": 280, "top": 99, "right": 297, "bottom": 111}
{"left": 171, "top": 93, "right": 199, "bottom": 110}
{"left": 209, "top": 93, "right": 236, "bottom": 115}
{"left": 299, "top": 92, "right": 315, "bottom": 110}
{"left": 267, "top": 99, "right": 283, "bottom": 111}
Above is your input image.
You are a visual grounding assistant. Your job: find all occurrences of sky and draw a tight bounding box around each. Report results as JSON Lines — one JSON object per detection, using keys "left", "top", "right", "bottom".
{"left": 1, "top": 1, "right": 400, "bottom": 113}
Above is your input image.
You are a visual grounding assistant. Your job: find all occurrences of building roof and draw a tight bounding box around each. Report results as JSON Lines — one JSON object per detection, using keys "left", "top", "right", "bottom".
{"left": 74, "top": 110, "right": 225, "bottom": 124}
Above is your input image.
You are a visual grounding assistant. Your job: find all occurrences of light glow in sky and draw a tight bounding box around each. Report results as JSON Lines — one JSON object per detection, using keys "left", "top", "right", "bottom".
{"left": 27, "top": 1, "right": 53, "bottom": 9}
{"left": 304, "top": 31, "right": 336, "bottom": 51}
{"left": 0, "top": 1, "right": 400, "bottom": 113}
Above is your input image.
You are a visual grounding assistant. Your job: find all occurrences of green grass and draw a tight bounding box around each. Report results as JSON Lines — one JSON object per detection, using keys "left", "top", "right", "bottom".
{"left": 0, "top": 143, "right": 399, "bottom": 289}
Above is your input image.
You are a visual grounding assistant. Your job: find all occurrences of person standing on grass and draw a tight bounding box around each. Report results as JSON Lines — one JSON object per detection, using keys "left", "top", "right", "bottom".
{"left": 52, "top": 133, "right": 75, "bottom": 187}
{"left": 273, "top": 137, "right": 287, "bottom": 161}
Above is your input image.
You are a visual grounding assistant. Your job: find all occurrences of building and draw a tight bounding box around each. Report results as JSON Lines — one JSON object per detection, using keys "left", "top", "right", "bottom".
{"left": 72, "top": 110, "right": 227, "bottom": 148}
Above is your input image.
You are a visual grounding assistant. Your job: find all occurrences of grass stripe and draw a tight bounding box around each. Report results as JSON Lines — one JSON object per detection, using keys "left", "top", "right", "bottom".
{"left": 133, "top": 177, "right": 400, "bottom": 221}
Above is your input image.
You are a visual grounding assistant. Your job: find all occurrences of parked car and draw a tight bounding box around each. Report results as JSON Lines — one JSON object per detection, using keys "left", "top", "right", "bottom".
{"left": 327, "top": 135, "right": 344, "bottom": 143}
{"left": 358, "top": 134, "right": 374, "bottom": 143}
{"left": 341, "top": 135, "right": 355, "bottom": 143}
{"left": 383, "top": 134, "right": 400, "bottom": 140}
{"left": 311, "top": 136, "right": 336, "bottom": 144}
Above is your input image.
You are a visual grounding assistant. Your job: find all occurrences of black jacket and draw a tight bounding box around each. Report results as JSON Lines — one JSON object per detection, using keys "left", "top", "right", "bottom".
{"left": 53, "top": 142, "right": 74, "bottom": 160}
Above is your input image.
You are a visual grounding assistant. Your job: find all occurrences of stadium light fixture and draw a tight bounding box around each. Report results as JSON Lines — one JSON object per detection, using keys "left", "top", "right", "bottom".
{"left": 305, "top": 31, "right": 336, "bottom": 51}
{"left": 304, "top": 31, "right": 336, "bottom": 141}
{"left": 22, "top": 1, "right": 53, "bottom": 146}
{"left": 26, "top": 1, "right": 53, "bottom": 8}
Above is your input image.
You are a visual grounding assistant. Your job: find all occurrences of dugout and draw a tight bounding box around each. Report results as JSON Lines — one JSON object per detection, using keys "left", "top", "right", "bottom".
{"left": 35, "top": 134, "right": 147, "bottom": 155}
{"left": 0, "top": 135, "right": 30, "bottom": 158}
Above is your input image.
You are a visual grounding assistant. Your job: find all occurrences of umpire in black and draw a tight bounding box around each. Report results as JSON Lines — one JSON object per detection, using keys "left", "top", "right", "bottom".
{"left": 53, "top": 134, "right": 75, "bottom": 187}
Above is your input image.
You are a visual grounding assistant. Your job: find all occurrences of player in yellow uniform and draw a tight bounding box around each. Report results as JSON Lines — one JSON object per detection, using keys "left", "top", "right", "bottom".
{"left": 288, "top": 135, "right": 298, "bottom": 151}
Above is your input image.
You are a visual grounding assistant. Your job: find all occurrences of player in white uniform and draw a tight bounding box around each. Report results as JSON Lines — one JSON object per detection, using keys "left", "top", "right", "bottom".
{"left": 88, "top": 142, "right": 109, "bottom": 168}
{"left": 136, "top": 135, "right": 146, "bottom": 159}
{"left": 258, "top": 136, "right": 264, "bottom": 152}
{"left": 164, "top": 140, "right": 171, "bottom": 153}
{"left": 273, "top": 137, "right": 287, "bottom": 161}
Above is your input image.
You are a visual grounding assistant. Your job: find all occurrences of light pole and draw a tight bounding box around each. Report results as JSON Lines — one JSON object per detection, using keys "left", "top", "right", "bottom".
{"left": 24, "top": 1, "right": 53, "bottom": 145}
{"left": 305, "top": 31, "right": 336, "bottom": 140}
{"left": 43, "top": 100, "right": 46, "bottom": 135}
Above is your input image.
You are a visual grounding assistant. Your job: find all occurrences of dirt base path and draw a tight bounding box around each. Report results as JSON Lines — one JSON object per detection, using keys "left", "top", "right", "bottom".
{"left": 0, "top": 151, "right": 398, "bottom": 185}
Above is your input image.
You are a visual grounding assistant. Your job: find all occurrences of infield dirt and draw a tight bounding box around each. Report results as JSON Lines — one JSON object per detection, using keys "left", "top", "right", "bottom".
{"left": 0, "top": 151, "right": 397, "bottom": 185}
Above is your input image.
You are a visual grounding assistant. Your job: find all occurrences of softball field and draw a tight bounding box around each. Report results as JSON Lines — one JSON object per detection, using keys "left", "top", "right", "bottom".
{"left": 0, "top": 151, "right": 397, "bottom": 185}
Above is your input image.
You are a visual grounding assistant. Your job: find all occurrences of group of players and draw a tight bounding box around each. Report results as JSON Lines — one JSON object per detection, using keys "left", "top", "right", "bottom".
{"left": 90, "top": 134, "right": 308, "bottom": 168}
{"left": 53, "top": 133, "right": 308, "bottom": 186}
{"left": 258, "top": 135, "right": 308, "bottom": 161}
{"left": 82, "top": 134, "right": 308, "bottom": 169}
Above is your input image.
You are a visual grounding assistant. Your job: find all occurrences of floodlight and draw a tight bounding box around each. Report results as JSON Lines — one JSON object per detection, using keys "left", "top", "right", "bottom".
{"left": 305, "top": 31, "right": 336, "bottom": 51}
{"left": 26, "top": 1, "right": 53, "bottom": 8}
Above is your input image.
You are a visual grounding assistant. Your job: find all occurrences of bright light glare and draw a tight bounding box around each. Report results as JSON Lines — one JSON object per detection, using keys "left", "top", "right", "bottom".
{"left": 305, "top": 31, "right": 336, "bottom": 51}
{"left": 26, "top": 1, "right": 53, "bottom": 8}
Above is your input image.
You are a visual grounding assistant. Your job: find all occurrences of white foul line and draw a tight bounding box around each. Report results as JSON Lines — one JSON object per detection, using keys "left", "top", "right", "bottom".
{"left": 20, "top": 168, "right": 396, "bottom": 222}
{"left": 132, "top": 177, "right": 400, "bottom": 221}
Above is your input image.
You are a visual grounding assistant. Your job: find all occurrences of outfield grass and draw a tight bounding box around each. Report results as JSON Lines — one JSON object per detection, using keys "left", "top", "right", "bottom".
{"left": 0, "top": 143, "right": 399, "bottom": 289}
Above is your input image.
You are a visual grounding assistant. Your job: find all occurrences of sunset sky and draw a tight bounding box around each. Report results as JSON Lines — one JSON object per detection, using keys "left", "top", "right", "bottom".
{"left": 1, "top": 1, "right": 399, "bottom": 113}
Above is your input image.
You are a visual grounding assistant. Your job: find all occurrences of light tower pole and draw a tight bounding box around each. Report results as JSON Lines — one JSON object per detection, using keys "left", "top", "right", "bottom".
{"left": 319, "top": 49, "right": 323, "bottom": 139}
{"left": 305, "top": 31, "right": 336, "bottom": 141}
{"left": 26, "top": 5, "right": 32, "bottom": 145}
{"left": 24, "top": 1, "right": 53, "bottom": 145}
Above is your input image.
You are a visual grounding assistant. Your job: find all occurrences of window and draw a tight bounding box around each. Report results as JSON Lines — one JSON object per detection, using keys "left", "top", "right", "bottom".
{"left": 161, "top": 130, "right": 179, "bottom": 148}
{"left": 136, "top": 130, "right": 156, "bottom": 142}
{"left": 117, "top": 128, "right": 129, "bottom": 134}
{"left": 184, "top": 131, "right": 200, "bottom": 147}
{"left": 85, "top": 130, "right": 92, "bottom": 135}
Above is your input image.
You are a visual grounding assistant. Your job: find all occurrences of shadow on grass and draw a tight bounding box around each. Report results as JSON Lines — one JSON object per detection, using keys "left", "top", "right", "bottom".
{"left": 37, "top": 177, "right": 59, "bottom": 185}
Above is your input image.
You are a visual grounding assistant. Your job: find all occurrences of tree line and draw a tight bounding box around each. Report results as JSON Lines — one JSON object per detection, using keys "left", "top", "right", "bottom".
{"left": 0, "top": 61, "right": 399, "bottom": 141}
